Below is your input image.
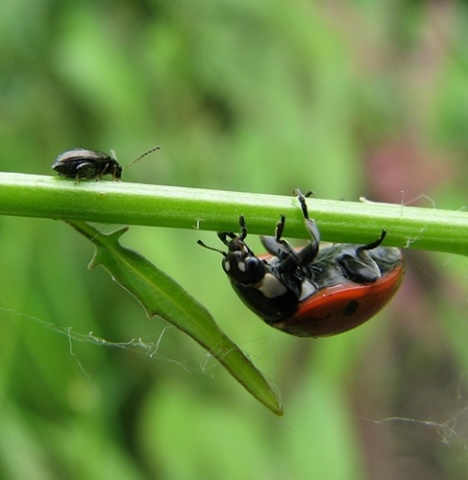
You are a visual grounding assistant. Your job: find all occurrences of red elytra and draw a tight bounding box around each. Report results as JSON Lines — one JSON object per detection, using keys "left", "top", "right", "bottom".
{"left": 271, "top": 262, "right": 404, "bottom": 337}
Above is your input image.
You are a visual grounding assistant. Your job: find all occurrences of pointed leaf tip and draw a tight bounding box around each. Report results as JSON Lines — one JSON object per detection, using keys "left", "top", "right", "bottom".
{"left": 66, "top": 220, "right": 283, "bottom": 414}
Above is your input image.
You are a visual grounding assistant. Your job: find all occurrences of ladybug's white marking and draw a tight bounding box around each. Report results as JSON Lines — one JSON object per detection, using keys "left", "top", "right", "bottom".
{"left": 299, "top": 280, "right": 317, "bottom": 301}
{"left": 258, "top": 273, "right": 287, "bottom": 299}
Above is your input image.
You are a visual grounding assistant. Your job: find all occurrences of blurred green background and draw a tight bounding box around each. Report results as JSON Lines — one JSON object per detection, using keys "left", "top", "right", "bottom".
{"left": 1, "top": 1, "right": 468, "bottom": 479}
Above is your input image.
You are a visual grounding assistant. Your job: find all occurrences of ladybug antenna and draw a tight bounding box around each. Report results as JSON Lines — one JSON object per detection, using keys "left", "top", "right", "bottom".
{"left": 197, "top": 240, "right": 226, "bottom": 257}
{"left": 123, "top": 146, "right": 161, "bottom": 170}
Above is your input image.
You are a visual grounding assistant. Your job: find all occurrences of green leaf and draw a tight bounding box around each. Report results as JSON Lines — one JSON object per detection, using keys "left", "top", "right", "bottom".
{"left": 66, "top": 221, "right": 283, "bottom": 416}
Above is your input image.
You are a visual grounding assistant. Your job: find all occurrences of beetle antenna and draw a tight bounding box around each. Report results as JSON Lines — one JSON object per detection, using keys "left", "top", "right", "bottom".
{"left": 123, "top": 146, "right": 161, "bottom": 170}
{"left": 197, "top": 240, "right": 226, "bottom": 256}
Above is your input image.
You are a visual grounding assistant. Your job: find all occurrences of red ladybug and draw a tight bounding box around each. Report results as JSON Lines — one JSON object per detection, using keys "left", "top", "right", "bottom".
{"left": 198, "top": 191, "right": 404, "bottom": 337}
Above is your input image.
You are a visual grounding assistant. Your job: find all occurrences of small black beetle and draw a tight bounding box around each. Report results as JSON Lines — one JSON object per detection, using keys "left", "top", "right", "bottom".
{"left": 52, "top": 146, "right": 160, "bottom": 182}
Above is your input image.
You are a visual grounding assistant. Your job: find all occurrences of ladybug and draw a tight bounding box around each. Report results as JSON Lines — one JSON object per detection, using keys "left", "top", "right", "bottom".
{"left": 52, "top": 146, "right": 160, "bottom": 182}
{"left": 198, "top": 191, "right": 404, "bottom": 337}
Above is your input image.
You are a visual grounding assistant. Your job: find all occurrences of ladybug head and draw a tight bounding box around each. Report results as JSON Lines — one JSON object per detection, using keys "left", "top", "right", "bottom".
{"left": 221, "top": 247, "right": 266, "bottom": 285}
{"left": 197, "top": 216, "right": 267, "bottom": 286}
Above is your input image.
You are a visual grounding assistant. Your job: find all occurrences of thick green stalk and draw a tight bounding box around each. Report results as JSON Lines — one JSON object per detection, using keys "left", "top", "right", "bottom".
{"left": 0, "top": 172, "right": 467, "bottom": 255}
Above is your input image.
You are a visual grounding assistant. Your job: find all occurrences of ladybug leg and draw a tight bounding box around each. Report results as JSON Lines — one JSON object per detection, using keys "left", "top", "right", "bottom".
{"left": 238, "top": 215, "right": 248, "bottom": 241}
{"left": 262, "top": 190, "right": 322, "bottom": 273}
{"left": 257, "top": 215, "right": 300, "bottom": 274}
{"left": 358, "top": 230, "right": 386, "bottom": 252}
{"left": 260, "top": 236, "right": 281, "bottom": 256}
{"left": 355, "top": 230, "right": 387, "bottom": 280}
{"left": 273, "top": 216, "right": 298, "bottom": 257}
{"left": 272, "top": 213, "right": 318, "bottom": 275}
{"left": 260, "top": 215, "right": 292, "bottom": 256}
{"left": 294, "top": 189, "right": 320, "bottom": 267}
{"left": 217, "top": 232, "right": 232, "bottom": 245}
{"left": 338, "top": 231, "right": 386, "bottom": 283}
{"left": 295, "top": 188, "right": 313, "bottom": 218}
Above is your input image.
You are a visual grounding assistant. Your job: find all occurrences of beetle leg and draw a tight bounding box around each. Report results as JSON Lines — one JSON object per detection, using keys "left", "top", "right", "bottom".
{"left": 275, "top": 214, "right": 286, "bottom": 240}
{"left": 97, "top": 162, "right": 109, "bottom": 181}
{"left": 337, "top": 252, "right": 381, "bottom": 283}
{"left": 248, "top": 216, "right": 284, "bottom": 255}
{"left": 238, "top": 215, "right": 248, "bottom": 241}
{"left": 111, "top": 164, "right": 122, "bottom": 181}
{"left": 296, "top": 237, "right": 319, "bottom": 267}
{"left": 75, "top": 161, "right": 97, "bottom": 182}
{"left": 295, "top": 190, "right": 320, "bottom": 244}
{"left": 277, "top": 246, "right": 300, "bottom": 274}
{"left": 295, "top": 189, "right": 311, "bottom": 218}
{"left": 354, "top": 230, "right": 387, "bottom": 280}
{"left": 260, "top": 215, "right": 300, "bottom": 274}
{"left": 294, "top": 189, "right": 320, "bottom": 267}
{"left": 260, "top": 236, "right": 281, "bottom": 256}
{"left": 273, "top": 216, "right": 295, "bottom": 256}
{"left": 357, "top": 230, "right": 386, "bottom": 252}
{"left": 337, "top": 231, "right": 387, "bottom": 283}
{"left": 217, "top": 232, "right": 231, "bottom": 245}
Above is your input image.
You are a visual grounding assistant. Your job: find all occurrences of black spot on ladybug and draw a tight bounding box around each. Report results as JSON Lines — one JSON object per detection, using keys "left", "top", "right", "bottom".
{"left": 343, "top": 300, "right": 359, "bottom": 317}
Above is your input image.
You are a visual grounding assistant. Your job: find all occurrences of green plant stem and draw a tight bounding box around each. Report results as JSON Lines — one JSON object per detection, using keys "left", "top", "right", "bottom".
{"left": 1, "top": 172, "right": 467, "bottom": 255}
